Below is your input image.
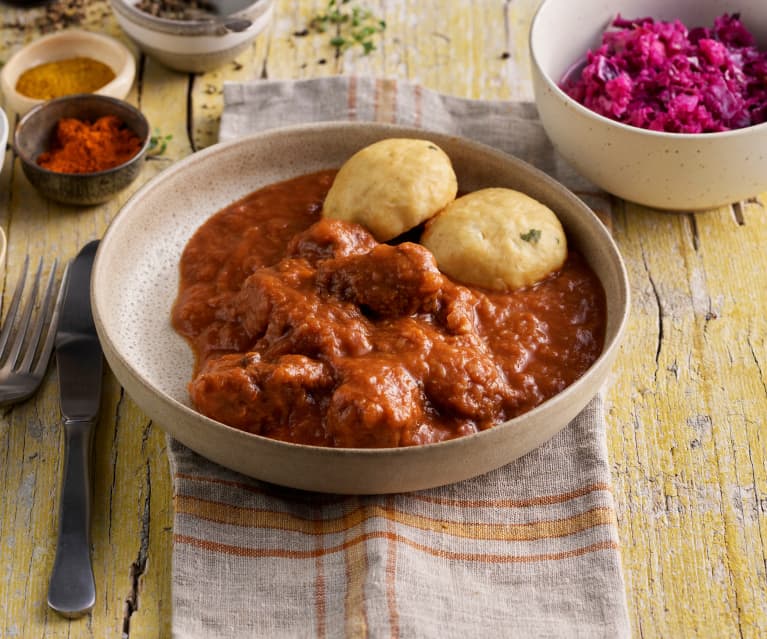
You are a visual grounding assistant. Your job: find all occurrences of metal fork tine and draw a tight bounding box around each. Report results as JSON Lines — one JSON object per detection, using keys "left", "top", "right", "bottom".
{"left": 19, "top": 259, "right": 60, "bottom": 373}
{"left": 31, "top": 261, "right": 70, "bottom": 378}
{"left": 4, "top": 258, "right": 44, "bottom": 371}
{"left": 0, "top": 255, "right": 30, "bottom": 361}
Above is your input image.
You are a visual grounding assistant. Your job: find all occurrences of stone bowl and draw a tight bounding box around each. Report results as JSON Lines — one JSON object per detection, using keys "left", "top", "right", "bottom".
{"left": 13, "top": 94, "right": 150, "bottom": 206}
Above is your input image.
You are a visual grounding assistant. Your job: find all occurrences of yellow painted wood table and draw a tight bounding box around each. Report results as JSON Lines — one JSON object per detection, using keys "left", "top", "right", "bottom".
{"left": 1, "top": 1, "right": 766, "bottom": 637}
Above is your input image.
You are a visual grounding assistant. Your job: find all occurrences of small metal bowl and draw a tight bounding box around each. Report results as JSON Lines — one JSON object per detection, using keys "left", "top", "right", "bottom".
{"left": 13, "top": 94, "right": 150, "bottom": 206}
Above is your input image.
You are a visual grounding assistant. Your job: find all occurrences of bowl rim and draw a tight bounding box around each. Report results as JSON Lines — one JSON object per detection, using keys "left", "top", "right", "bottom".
{"left": 13, "top": 93, "right": 151, "bottom": 177}
{"left": 0, "top": 29, "right": 136, "bottom": 116}
{"left": 529, "top": 0, "right": 767, "bottom": 141}
{"left": 93, "top": 120, "right": 631, "bottom": 458}
{"left": 0, "top": 107, "right": 7, "bottom": 170}
{"left": 0, "top": 227, "right": 6, "bottom": 272}
{"left": 109, "top": 0, "right": 272, "bottom": 29}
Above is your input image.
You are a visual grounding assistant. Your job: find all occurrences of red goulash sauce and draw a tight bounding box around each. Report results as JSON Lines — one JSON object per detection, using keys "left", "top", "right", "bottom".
{"left": 172, "top": 170, "right": 606, "bottom": 448}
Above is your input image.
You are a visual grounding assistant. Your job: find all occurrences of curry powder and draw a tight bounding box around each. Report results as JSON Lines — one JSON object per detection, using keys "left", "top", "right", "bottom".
{"left": 15, "top": 57, "right": 115, "bottom": 100}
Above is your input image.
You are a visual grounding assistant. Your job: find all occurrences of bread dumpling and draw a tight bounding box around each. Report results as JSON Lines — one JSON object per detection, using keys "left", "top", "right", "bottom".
{"left": 421, "top": 187, "right": 567, "bottom": 291}
{"left": 322, "top": 138, "right": 458, "bottom": 241}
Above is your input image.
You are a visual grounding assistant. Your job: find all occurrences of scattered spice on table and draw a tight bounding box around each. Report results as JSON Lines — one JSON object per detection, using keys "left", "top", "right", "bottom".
{"left": 4, "top": 0, "right": 89, "bottom": 34}
{"left": 15, "top": 57, "right": 115, "bottom": 100}
{"left": 37, "top": 115, "right": 143, "bottom": 174}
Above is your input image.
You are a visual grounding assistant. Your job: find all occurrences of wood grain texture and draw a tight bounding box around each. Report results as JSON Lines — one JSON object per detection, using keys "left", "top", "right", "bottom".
{"left": 1, "top": 0, "right": 766, "bottom": 637}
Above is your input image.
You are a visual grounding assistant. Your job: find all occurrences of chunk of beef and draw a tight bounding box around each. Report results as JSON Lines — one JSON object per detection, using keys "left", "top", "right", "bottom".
{"left": 189, "top": 353, "right": 333, "bottom": 437}
{"left": 424, "top": 334, "right": 520, "bottom": 425}
{"left": 236, "top": 259, "right": 372, "bottom": 359}
{"left": 317, "top": 242, "right": 444, "bottom": 317}
{"left": 326, "top": 358, "right": 424, "bottom": 447}
{"left": 286, "top": 218, "right": 378, "bottom": 263}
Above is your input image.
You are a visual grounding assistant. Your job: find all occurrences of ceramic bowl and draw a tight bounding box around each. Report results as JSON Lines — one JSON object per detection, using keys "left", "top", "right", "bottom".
{"left": 0, "top": 29, "right": 135, "bottom": 117}
{"left": 0, "top": 227, "right": 6, "bottom": 277}
{"left": 109, "top": 0, "right": 274, "bottom": 73}
{"left": 13, "top": 94, "right": 151, "bottom": 206}
{"left": 530, "top": 0, "right": 767, "bottom": 210}
{"left": 92, "top": 122, "right": 630, "bottom": 494}
{"left": 0, "top": 107, "right": 7, "bottom": 176}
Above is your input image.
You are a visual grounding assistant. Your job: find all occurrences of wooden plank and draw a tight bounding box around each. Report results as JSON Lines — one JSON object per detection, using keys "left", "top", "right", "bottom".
{"left": 0, "top": 4, "right": 177, "bottom": 636}
{"left": 607, "top": 195, "right": 767, "bottom": 638}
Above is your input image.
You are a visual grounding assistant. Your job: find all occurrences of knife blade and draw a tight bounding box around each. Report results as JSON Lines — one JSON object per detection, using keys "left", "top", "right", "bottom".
{"left": 47, "top": 240, "right": 102, "bottom": 618}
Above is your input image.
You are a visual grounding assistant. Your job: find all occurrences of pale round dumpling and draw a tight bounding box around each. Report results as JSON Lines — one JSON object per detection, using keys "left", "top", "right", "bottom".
{"left": 421, "top": 188, "right": 567, "bottom": 291}
{"left": 322, "top": 138, "right": 458, "bottom": 241}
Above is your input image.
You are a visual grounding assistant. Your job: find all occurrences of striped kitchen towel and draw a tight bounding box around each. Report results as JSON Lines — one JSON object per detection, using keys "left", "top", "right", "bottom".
{"left": 168, "top": 77, "right": 630, "bottom": 639}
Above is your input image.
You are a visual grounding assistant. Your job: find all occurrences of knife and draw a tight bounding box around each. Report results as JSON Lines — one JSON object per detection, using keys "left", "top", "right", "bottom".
{"left": 47, "top": 240, "right": 102, "bottom": 618}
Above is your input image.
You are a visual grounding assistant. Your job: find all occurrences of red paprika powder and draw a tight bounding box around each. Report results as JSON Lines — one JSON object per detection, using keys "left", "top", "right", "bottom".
{"left": 37, "top": 115, "right": 143, "bottom": 174}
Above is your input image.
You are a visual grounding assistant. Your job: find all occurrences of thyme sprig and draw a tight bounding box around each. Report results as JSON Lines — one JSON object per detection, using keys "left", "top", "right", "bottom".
{"left": 309, "top": 0, "right": 386, "bottom": 55}
{"left": 147, "top": 129, "right": 173, "bottom": 156}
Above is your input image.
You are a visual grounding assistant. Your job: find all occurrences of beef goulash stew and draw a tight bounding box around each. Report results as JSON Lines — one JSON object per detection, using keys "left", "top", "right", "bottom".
{"left": 172, "top": 139, "right": 606, "bottom": 448}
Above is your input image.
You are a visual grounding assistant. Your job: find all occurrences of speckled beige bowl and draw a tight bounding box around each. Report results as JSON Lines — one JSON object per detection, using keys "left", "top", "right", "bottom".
{"left": 92, "top": 122, "right": 630, "bottom": 494}
{"left": 530, "top": 0, "right": 767, "bottom": 210}
{"left": 0, "top": 29, "right": 135, "bottom": 116}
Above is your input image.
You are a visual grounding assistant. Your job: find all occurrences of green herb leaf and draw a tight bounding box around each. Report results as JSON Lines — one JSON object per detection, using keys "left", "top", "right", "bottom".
{"left": 520, "top": 228, "right": 542, "bottom": 244}
{"left": 307, "top": 0, "right": 386, "bottom": 56}
{"left": 147, "top": 129, "right": 173, "bottom": 157}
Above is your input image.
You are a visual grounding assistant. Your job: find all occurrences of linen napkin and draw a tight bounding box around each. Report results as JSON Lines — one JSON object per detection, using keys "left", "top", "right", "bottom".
{"left": 168, "top": 77, "right": 630, "bottom": 639}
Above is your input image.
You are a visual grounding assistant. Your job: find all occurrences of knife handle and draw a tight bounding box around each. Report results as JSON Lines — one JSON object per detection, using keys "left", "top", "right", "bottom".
{"left": 48, "top": 418, "right": 96, "bottom": 618}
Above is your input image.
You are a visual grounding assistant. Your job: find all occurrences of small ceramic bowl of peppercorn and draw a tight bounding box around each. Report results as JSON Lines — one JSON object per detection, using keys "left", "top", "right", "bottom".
{"left": 0, "top": 29, "right": 136, "bottom": 117}
{"left": 109, "top": 0, "right": 274, "bottom": 73}
{"left": 13, "top": 93, "right": 151, "bottom": 206}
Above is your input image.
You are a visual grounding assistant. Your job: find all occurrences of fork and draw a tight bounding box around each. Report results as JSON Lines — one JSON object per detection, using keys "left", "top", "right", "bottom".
{"left": 0, "top": 256, "right": 69, "bottom": 407}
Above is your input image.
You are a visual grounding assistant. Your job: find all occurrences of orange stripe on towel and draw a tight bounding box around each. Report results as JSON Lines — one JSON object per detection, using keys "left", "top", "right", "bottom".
{"left": 175, "top": 531, "right": 620, "bottom": 564}
{"left": 176, "top": 496, "right": 616, "bottom": 542}
{"left": 344, "top": 496, "right": 368, "bottom": 638}
{"left": 411, "top": 482, "right": 613, "bottom": 508}
{"left": 374, "top": 78, "right": 398, "bottom": 123}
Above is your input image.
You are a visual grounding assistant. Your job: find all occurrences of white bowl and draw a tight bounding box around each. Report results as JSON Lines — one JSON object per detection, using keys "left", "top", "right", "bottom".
{"left": 109, "top": 0, "right": 274, "bottom": 73}
{"left": 0, "top": 30, "right": 135, "bottom": 117}
{"left": 0, "top": 107, "right": 7, "bottom": 175}
{"left": 0, "top": 227, "right": 6, "bottom": 276}
{"left": 92, "top": 122, "right": 630, "bottom": 494}
{"left": 530, "top": 0, "right": 767, "bottom": 210}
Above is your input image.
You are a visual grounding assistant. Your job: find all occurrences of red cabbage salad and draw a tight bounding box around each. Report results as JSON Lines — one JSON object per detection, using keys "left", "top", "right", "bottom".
{"left": 561, "top": 13, "right": 767, "bottom": 133}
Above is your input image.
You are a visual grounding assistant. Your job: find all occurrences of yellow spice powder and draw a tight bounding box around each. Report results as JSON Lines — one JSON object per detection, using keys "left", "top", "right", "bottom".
{"left": 15, "top": 57, "right": 116, "bottom": 100}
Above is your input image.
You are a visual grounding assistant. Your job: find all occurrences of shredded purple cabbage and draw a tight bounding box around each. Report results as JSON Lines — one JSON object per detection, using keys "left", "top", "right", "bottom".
{"left": 561, "top": 13, "right": 767, "bottom": 133}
